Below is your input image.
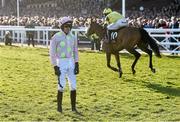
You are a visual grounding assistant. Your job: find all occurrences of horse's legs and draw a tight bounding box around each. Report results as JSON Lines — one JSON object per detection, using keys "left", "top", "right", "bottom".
{"left": 140, "top": 47, "right": 155, "bottom": 73}
{"left": 106, "top": 53, "right": 119, "bottom": 72}
{"left": 127, "top": 48, "right": 141, "bottom": 74}
{"left": 114, "top": 52, "right": 123, "bottom": 78}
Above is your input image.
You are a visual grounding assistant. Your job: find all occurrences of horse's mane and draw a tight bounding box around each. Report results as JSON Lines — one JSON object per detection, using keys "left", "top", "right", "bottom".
{"left": 91, "top": 21, "right": 105, "bottom": 38}
{"left": 92, "top": 22, "right": 104, "bottom": 29}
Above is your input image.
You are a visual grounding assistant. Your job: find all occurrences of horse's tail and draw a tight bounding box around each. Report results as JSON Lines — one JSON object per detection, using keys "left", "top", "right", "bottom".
{"left": 140, "top": 28, "right": 161, "bottom": 58}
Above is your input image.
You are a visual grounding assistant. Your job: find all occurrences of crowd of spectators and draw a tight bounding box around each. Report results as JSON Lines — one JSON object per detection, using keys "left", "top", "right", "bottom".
{"left": 0, "top": 15, "right": 179, "bottom": 29}
{"left": 0, "top": 0, "right": 179, "bottom": 29}
{"left": 126, "top": 0, "right": 180, "bottom": 28}
{"left": 0, "top": 0, "right": 115, "bottom": 17}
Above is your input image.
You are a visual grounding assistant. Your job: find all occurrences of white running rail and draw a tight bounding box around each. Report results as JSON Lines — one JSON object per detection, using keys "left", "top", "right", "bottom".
{"left": 0, "top": 26, "right": 179, "bottom": 53}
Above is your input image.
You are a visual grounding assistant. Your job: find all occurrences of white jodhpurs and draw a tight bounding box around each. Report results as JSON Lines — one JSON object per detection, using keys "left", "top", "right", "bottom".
{"left": 57, "top": 58, "right": 76, "bottom": 92}
{"left": 107, "top": 18, "right": 128, "bottom": 30}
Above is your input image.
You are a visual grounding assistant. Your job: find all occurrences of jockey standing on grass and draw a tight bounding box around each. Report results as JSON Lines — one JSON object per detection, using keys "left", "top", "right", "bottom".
{"left": 49, "top": 16, "right": 79, "bottom": 113}
{"left": 103, "top": 8, "right": 128, "bottom": 43}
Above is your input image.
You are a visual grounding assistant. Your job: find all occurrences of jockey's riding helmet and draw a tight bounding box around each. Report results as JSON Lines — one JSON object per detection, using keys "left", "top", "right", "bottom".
{"left": 103, "top": 8, "right": 112, "bottom": 15}
{"left": 59, "top": 16, "right": 73, "bottom": 29}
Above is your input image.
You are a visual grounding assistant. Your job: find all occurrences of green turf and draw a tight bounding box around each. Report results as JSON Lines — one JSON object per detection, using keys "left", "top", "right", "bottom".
{"left": 0, "top": 45, "right": 179, "bottom": 121}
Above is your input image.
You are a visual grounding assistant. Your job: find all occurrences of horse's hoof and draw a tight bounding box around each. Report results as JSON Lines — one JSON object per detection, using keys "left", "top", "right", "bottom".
{"left": 119, "top": 72, "right": 123, "bottom": 78}
{"left": 115, "top": 69, "right": 119, "bottom": 72}
{"left": 132, "top": 70, "right": 136, "bottom": 75}
{"left": 151, "top": 68, "right": 156, "bottom": 73}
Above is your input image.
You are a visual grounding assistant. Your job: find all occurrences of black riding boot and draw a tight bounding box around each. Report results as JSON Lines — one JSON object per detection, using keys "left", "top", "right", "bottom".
{"left": 57, "top": 91, "right": 63, "bottom": 112}
{"left": 70, "top": 90, "right": 77, "bottom": 112}
{"left": 107, "top": 30, "right": 111, "bottom": 43}
{"left": 108, "top": 30, "right": 116, "bottom": 43}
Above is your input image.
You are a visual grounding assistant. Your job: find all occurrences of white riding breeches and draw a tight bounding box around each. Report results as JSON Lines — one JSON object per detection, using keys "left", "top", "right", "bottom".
{"left": 107, "top": 18, "right": 128, "bottom": 30}
{"left": 57, "top": 58, "right": 76, "bottom": 92}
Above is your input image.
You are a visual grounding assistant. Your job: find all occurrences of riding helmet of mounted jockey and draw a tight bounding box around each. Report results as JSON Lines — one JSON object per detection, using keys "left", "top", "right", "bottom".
{"left": 59, "top": 16, "right": 73, "bottom": 29}
{"left": 103, "top": 8, "right": 112, "bottom": 15}
{"left": 103, "top": 9, "right": 124, "bottom": 25}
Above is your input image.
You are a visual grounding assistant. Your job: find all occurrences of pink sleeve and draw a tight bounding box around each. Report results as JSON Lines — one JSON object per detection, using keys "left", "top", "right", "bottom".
{"left": 74, "top": 37, "right": 79, "bottom": 62}
{"left": 49, "top": 35, "right": 58, "bottom": 66}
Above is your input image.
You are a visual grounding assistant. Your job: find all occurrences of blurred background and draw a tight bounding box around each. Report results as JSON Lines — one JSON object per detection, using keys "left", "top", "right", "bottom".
{"left": 0, "top": 0, "right": 179, "bottom": 27}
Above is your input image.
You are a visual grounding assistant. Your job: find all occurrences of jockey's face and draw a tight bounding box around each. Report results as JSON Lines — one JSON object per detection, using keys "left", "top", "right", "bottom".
{"left": 62, "top": 23, "right": 72, "bottom": 34}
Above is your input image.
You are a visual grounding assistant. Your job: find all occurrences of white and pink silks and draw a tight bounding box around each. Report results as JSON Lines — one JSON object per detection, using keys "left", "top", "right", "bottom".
{"left": 49, "top": 29, "right": 79, "bottom": 92}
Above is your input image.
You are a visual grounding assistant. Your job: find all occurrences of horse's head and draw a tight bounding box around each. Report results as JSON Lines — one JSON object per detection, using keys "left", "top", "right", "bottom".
{"left": 85, "top": 21, "right": 96, "bottom": 37}
{"left": 85, "top": 20, "right": 105, "bottom": 39}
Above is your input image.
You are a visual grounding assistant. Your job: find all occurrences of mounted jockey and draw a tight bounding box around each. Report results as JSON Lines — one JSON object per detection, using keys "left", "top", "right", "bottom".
{"left": 103, "top": 8, "right": 128, "bottom": 43}
{"left": 49, "top": 16, "right": 79, "bottom": 113}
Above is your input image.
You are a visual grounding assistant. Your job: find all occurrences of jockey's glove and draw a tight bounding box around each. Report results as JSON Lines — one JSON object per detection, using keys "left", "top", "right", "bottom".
{"left": 74, "top": 62, "right": 79, "bottom": 75}
{"left": 54, "top": 66, "right": 61, "bottom": 76}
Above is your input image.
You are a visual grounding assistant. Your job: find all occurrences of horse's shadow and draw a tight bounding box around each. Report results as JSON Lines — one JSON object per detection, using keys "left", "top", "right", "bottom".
{"left": 123, "top": 78, "right": 180, "bottom": 97}
{"left": 145, "top": 82, "right": 180, "bottom": 97}
{"left": 166, "top": 55, "right": 180, "bottom": 59}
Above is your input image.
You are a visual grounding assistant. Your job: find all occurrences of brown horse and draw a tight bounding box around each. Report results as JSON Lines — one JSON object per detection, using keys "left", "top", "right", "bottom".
{"left": 86, "top": 21, "right": 161, "bottom": 78}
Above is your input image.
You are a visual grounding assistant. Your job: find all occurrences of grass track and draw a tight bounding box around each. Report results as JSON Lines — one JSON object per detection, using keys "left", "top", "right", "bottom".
{"left": 0, "top": 45, "right": 180, "bottom": 121}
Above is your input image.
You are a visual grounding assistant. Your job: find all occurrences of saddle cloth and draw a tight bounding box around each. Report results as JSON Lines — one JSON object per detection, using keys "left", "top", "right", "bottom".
{"left": 108, "top": 26, "right": 126, "bottom": 42}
